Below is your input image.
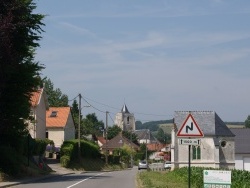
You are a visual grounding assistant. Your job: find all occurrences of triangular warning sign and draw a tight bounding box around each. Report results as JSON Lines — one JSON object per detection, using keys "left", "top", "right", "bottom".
{"left": 176, "top": 114, "right": 204, "bottom": 137}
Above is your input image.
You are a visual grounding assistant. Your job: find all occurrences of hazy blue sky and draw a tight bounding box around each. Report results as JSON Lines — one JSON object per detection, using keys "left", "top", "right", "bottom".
{"left": 34, "top": 0, "right": 250, "bottom": 124}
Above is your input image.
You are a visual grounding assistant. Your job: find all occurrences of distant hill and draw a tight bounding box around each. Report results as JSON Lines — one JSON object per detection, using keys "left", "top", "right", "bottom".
{"left": 135, "top": 120, "right": 245, "bottom": 132}
{"left": 135, "top": 119, "right": 173, "bottom": 131}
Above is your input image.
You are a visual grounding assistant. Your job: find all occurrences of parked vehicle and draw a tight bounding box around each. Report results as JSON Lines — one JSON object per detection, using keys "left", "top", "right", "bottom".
{"left": 164, "top": 161, "right": 172, "bottom": 169}
{"left": 138, "top": 160, "right": 148, "bottom": 170}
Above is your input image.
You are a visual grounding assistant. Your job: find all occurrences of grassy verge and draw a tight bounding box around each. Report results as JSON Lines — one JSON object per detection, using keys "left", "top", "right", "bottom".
{"left": 137, "top": 171, "right": 187, "bottom": 188}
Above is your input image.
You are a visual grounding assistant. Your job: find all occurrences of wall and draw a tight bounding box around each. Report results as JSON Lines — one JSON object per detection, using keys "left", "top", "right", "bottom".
{"left": 47, "top": 128, "right": 64, "bottom": 147}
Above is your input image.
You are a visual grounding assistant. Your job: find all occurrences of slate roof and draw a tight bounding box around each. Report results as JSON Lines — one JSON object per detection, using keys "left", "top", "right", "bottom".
{"left": 121, "top": 104, "right": 129, "bottom": 113}
{"left": 134, "top": 129, "right": 158, "bottom": 143}
{"left": 101, "top": 133, "right": 139, "bottom": 150}
{"left": 230, "top": 128, "right": 250, "bottom": 154}
{"left": 174, "top": 111, "right": 234, "bottom": 137}
{"left": 46, "top": 107, "right": 71, "bottom": 128}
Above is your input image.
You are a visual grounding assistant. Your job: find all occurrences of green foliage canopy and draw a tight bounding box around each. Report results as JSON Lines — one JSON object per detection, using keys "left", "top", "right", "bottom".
{"left": 0, "top": 0, "right": 44, "bottom": 146}
{"left": 43, "top": 78, "right": 68, "bottom": 107}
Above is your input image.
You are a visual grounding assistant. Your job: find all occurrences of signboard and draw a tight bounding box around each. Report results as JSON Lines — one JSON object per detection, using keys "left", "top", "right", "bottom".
{"left": 177, "top": 114, "right": 204, "bottom": 137}
{"left": 204, "top": 170, "right": 231, "bottom": 188}
{"left": 178, "top": 138, "right": 201, "bottom": 145}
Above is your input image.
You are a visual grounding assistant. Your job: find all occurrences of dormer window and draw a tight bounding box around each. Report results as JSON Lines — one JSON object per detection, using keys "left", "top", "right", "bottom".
{"left": 50, "top": 111, "right": 57, "bottom": 117}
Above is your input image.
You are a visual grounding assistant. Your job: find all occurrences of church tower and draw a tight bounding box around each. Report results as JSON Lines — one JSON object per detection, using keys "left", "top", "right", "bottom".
{"left": 115, "top": 104, "right": 135, "bottom": 131}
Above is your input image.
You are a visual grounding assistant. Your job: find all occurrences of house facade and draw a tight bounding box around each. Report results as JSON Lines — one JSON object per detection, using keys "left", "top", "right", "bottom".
{"left": 29, "top": 87, "right": 49, "bottom": 139}
{"left": 114, "top": 104, "right": 135, "bottom": 131}
{"left": 46, "top": 107, "right": 75, "bottom": 147}
{"left": 230, "top": 128, "right": 250, "bottom": 171}
{"left": 101, "top": 133, "right": 139, "bottom": 155}
{"left": 171, "top": 111, "right": 235, "bottom": 169}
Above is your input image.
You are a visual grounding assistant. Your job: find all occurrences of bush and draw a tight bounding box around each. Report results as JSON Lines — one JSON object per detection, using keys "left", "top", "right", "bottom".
{"left": 60, "top": 155, "right": 70, "bottom": 167}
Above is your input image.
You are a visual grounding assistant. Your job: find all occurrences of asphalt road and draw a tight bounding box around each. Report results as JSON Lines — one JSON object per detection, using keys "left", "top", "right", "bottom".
{"left": 12, "top": 167, "right": 138, "bottom": 188}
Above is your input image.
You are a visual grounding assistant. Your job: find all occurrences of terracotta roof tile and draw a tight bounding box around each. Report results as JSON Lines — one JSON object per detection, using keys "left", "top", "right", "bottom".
{"left": 46, "top": 107, "right": 70, "bottom": 128}
{"left": 30, "top": 89, "right": 42, "bottom": 107}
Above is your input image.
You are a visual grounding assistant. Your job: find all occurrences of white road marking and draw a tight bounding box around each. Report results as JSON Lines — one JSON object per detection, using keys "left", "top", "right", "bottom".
{"left": 66, "top": 172, "right": 105, "bottom": 188}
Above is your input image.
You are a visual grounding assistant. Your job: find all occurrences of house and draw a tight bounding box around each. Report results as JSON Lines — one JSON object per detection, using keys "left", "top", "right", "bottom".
{"left": 114, "top": 104, "right": 135, "bottom": 131}
{"left": 29, "top": 87, "right": 49, "bottom": 139}
{"left": 171, "top": 111, "right": 235, "bottom": 170}
{"left": 46, "top": 107, "right": 75, "bottom": 147}
{"left": 134, "top": 129, "right": 158, "bottom": 144}
{"left": 96, "top": 136, "right": 107, "bottom": 148}
{"left": 230, "top": 128, "right": 250, "bottom": 171}
{"left": 101, "top": 133, "right": 139, "bottom": 155}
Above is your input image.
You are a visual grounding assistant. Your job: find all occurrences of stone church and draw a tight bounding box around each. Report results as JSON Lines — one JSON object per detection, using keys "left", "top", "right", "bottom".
{"left": 114, "top": 104, "right": 135, "bottom": 131}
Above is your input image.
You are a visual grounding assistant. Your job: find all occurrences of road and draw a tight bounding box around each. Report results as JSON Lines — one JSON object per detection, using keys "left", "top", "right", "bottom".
{"left": 12, "top": 167, "right": 138, "bottom": 188}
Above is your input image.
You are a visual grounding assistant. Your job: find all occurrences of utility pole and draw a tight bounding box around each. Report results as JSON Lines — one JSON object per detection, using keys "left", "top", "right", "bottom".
{"left": 105, "top": 111, "right": 108, "bottom": 164}
{"left": 78, "top": 93, "right": 81, "bottom": 161}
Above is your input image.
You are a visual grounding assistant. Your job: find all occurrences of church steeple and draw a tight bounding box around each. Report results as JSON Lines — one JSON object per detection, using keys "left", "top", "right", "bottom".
{"left": 121, "top": 104, "right": 129, "bottom": 113}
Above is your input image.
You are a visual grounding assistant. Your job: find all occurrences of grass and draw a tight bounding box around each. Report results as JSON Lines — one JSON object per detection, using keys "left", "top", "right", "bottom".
{"left": 137, "top": 171, "right": 187, "bottom": 188}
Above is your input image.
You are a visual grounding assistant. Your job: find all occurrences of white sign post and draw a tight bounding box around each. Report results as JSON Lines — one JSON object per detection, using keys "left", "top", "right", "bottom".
{"left": 178, "top": 138, "right": 201, "bottom": 145}
{"left": 177, "top": 113, "right": 204, "bottom": 188}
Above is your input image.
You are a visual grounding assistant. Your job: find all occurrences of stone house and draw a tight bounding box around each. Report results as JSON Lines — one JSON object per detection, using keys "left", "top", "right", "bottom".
{"left": 46, "top": 107, "right": 75, "bottom": 147}
{"left": 171, "top": 111, "right": 235, "bottom": 169}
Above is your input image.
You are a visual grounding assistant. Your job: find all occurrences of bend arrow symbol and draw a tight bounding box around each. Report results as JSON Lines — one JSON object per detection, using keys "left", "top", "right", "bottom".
{"left": 186, "top": 122, "right": 193, "bottom": 133}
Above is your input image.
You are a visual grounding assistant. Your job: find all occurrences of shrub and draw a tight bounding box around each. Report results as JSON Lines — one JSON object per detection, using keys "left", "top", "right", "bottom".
{"left": 60, "top": 156, "right": 70, "bottom": 167}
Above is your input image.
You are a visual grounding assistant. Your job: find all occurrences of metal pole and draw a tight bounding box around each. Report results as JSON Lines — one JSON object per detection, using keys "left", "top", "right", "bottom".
{"left": 145, "top": 130, "right": 148, "bottom": 163}
{"left": 78, "top": 94, "right": 81, "bottom": 160}
{"left": 105, "top": 111, "right": 108, "bottom": 164}
{"left": 188, "top": 144, "right": 191, "bottom": 188}
{"left": 130, "top": 128, "right": 133, "bottom": 168}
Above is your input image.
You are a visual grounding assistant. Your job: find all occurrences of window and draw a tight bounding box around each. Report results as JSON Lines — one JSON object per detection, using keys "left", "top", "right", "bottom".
{"left": 46, "top": 131, "right": 48, "bottom": 139}
{"left": 220, "top": 140, "right": 227, "bottom": 148}
{"left": 192, "top": 146, "right": 201, "bottom": 160}
{"left": 50, "top": 111, "right": 57, "bottom": 117}
{"left": 127, "top": 117, "right": 129, "bottom": 124}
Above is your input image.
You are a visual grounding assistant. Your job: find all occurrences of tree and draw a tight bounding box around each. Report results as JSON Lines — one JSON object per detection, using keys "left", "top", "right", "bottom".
{"left": 122, "top": 130, "right": 139, "bottom": 145}
{"left": 107, "top": 125, "right": 122, "bottom": 140}
{"left": 82, "top": 113, "right": 104, "bottom": 139}
{"left": 0, "top": 0, "right": 44, "bottom": 145}
{"left": 71, "top": 99, "right": 81, "bottom": 138}
{"left": 245, "top": 115, "right": 250, "bottom": 128}
{"left": 43, "top": 78, "right": 68, "bottom": 107}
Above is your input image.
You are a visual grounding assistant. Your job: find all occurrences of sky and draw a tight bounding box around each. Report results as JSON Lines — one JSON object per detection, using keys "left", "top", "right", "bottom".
{"left": 34, "top": 0, "right": 250, "bottom": 125}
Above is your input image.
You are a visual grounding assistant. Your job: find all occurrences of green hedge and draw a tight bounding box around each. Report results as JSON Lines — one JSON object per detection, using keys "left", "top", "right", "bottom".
{"left": 60, "top": 139, "right": 101, "bottom": 166}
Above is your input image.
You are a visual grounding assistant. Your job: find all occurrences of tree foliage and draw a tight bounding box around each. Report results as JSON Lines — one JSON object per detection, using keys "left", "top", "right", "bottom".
{"left": 82, "top": 113, "right": 104, "bottom": 138}
{"left": 107, "top": 125, "right": 122, "bottom": 140}
{"left": 122, "top": 130, "right": 139, "bottom": 145}
{"left": 245, "top": 115, "right": 250, "bottom": 128}
{"left": 43, "top": 78, "right": 68, "bottom": 107}
{"left": 0, "top": 0, "right": 44, "bottom": 146}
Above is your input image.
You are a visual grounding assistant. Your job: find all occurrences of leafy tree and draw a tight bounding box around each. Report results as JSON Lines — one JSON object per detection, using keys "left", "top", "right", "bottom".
{"left": 107, "top": 125, "right": 122, "bottom": 140}
{"left": 82, "top": 113, "right": 104, "bottom": 139}
{"left": 43, "top": 78, "right": 68, "bottom": 107}
{"left": 122, "top": 130, "right": 139, "bottom": 145}
{"left": 245, "top": 115, "right": 250, "bottom": 128}
{"left": 156, "top": 127, "right": 171, "bottom": 144}
{"left": 71, "top": 99, "right": 81, "bottom": 138}
{"left": 0, "top": 0, "right": 44, "bottom": 145}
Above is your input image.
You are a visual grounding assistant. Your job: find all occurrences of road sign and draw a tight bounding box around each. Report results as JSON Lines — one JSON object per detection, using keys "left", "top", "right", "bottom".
{"left": 178, "top": 138, "right": 201, "bottom": 145}
{"left": 176, "top": 114, "right": 204, "bottom": 137}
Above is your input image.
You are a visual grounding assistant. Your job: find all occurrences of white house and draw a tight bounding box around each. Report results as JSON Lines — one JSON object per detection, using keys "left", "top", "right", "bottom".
{"left": 29, "top": 87, "right": 49, "bottom": 139}
{"left": 46, "top": 107, "right": 75, "bottom": 147}
{"left": 171, "top": 111, "right": 235, "bottom": 170}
